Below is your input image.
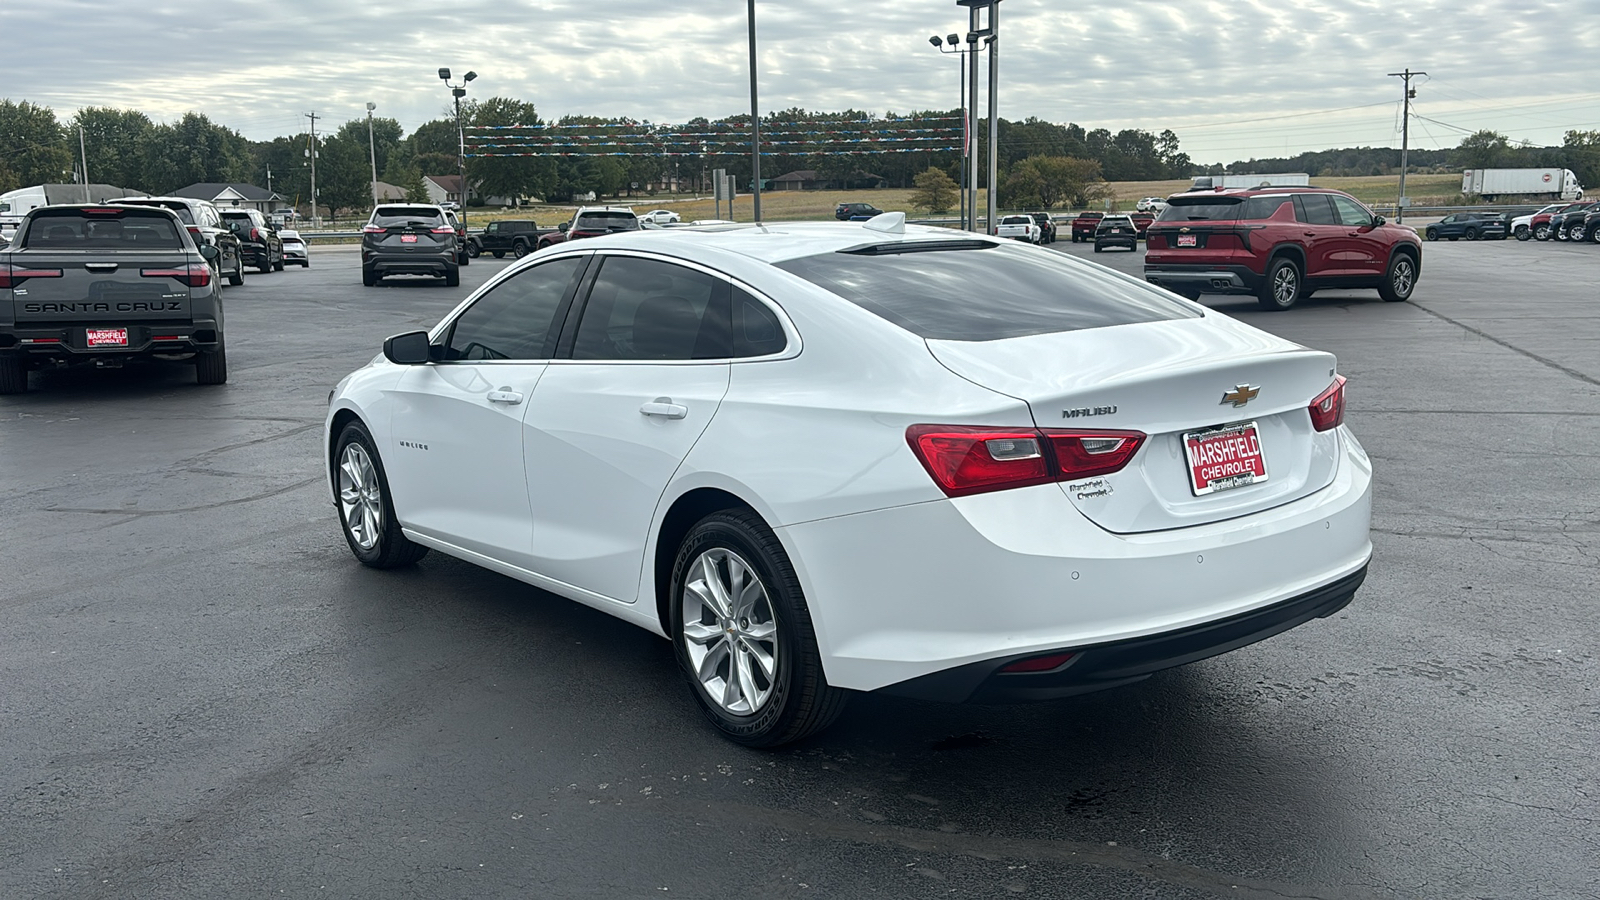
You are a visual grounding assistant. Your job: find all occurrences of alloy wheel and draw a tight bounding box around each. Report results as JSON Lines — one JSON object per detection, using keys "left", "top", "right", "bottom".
{"left": 338, "top": 443, "right": 383, "bottom": 551}
{"left": 1392, "top": 258, "right": 1415, "bottom": 297}
{"left": 681, "top": 548, "right": 779, "bottom": 716}
{"left": 1273, "top": 265, "right": 1298, "bottom": 305}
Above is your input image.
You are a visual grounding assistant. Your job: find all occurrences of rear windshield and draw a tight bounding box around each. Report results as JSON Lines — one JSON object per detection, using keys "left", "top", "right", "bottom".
{"left": 777, "top": 244, "right": 1199, "bottom": 342}
{"left": 1158, "top": 196, "right": 1243, "bottom": 222}
{"left": 1001, "top": 216, "right": 1031, "bottom": 225}
{"left": 373, "top": 206, "right": 444, "bottom": 226}
{"left": 575, "top": 212, "right": 639, "bottom": 232}
{"left": 22, "top": 209, "right": 184, "bottom": 249}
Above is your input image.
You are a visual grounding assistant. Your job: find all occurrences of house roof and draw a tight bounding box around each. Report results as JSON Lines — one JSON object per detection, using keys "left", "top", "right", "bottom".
{"left": 374, "top": 181, "right": 408, "bottom": 201}
{"left": 773, "top": 170, "right": 820, "bottom": 182}
{"left": 425, "top": 174, "right": 464, "bottom": 193}
{"left": 172, "top": 183, "right": 280, "bottom": 203}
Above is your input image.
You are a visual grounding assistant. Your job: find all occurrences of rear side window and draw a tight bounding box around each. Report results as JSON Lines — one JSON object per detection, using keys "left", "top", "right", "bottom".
{"left": 22, "top": 209, "right": 184, "bottom": 249}
{"left": 1295, "top": 194, "right": 1338, "bottom": 225}
{"left": 444, "top": 256, "right": 586, "bottom": 361}
{"left": 1240, "top": 196, "right": 1293, "bottom": 220}
{"left": 778, "top": 244, "right": 1199, "bottom": 342}
{"left": 572, "top": 256, "right": 729, "bottom": 361}
{"left": 1158, "top": 198, "right": 1241, "bottom": 222}
{"left": 373, "top": 206, "right": 443, "bottom": 226}
{"left": 733, "top": 288, "right": 786, "bottom": 358}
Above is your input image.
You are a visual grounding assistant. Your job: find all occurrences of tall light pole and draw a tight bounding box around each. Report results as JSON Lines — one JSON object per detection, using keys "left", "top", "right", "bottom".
{"left": 747, "top": 0, "right": 762, "bottom": 222}
{"left": 957, "top": 1, "right": 985, "bottom": 233}
{"left": 304, "top": 111, "right": 320, "bottom": 227}
{"left": 366, "top": 102, "right": 379, "bottom": 207}
{"left": 1388, "top": 68, "right": 1424, "bottom": 224}
{"left": 931, "top": 33, "right": 971, "bottom": 231}
{"left": 984, "top": 2, "right": 1000, "bottom": 237}
{"left": 439, "top": 68, "right": 477, "bottom": 229}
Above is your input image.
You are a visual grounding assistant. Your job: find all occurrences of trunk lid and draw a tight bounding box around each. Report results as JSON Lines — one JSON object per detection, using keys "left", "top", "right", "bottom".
{"left": 926, "top": 315, "right": 1342, "bottom": 534}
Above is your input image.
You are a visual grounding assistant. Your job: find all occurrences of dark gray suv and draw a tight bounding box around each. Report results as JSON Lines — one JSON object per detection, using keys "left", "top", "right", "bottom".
{"left": 361, "top": 204, "right": 460, "bottom": 287}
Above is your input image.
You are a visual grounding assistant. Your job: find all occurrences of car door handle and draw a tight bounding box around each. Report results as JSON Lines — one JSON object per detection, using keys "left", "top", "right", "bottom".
{"left": 486, "top": 388, "right": 524, "bottom": 405}
{"left": 1303, "top": 232, "right": 1317, "bottom": 237}
{"left": 640, "top": 398, "right": 688, "bottom": 419}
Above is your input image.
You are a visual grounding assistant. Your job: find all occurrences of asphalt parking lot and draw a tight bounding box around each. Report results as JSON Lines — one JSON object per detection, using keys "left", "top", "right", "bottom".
{"left": 4, "top": 238, "right": 1597, "bottom": 899}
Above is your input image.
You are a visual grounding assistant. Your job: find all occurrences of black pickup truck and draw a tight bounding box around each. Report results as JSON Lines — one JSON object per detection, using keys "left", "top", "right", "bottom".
{"left": 1, "top": 205, "right": 227, "bottom": 393}
{"left": 465, "top": 219, "right": 553, "bottom": 259}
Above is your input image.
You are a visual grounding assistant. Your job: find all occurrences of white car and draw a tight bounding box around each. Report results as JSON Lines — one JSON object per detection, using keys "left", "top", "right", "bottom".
{"left": 1136, "top": 197, "right": 1169, "bottom": 213}
{"left": 279, "top": 229, "right": 309, "bottom": 267}
{"left": 994, "top": 214, "right": 1039, "bottom": 243}
{"left": 325, "top": 213, "right": 1373, "bottom": 746}
{"left": 1510, "top": 203, "right": 1567, "bottom": 242}
{"left": 639, "top": 209, "right": 682, "bottom": 225}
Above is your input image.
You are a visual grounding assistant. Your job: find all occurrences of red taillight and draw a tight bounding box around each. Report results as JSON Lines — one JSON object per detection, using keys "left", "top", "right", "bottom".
{"left": 249, "top": 227, "right": 260, "bottom": 241}
{"left": 186, "top": 225, "right": 203, "bottom": 235}
{"left": 906, "top": 425, "right": 1147, "bottom": 498}
{"left": 362, "top": 224, "right": 386, "bottom": 234}
{"left": 1043, "top": 429, "right": 1147, "bottom": 480}
{"left": 432, "top": 226, "right": 456, "bottom": 234}
{"left": 1309, "top": 375, "right": 1347, "bottom": 432}
{"left": 999, "top": 652, "right": 1077, "bottom": 673}
{"left": 0, "top": 265, "right": 63, "bottom": 288}
{"left": 141, "top": 264, "right": 211, "bottom": 287}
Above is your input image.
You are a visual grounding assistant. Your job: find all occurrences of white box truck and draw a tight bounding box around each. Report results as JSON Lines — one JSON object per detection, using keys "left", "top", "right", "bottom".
{"left": 1460, "top": 168, "right": 1583, "bottom": 201}
{"left": 1190, "top": 173, "right": 1311, "bottom": 190}
{"left": 0, "top": 184, "right": 143, "bottom": 236}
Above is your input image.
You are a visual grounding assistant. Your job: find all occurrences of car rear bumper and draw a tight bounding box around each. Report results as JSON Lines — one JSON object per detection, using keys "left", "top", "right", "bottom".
{"left": 1144, "top": 264, "right": 1261, "bottom": 294}
{"left": 366, "top": 252, "right": 455, "bottom": 276}
{"left": 778, "top": 428, "right": 1372, "bottom": 696}
{"left": 1, "top": 320, "right": 222, "bottom": 362}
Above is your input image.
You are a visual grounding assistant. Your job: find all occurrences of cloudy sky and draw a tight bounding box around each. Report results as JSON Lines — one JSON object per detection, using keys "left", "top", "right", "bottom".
{"left": 4, "top": 0, "right": 1598, "bottom": 162}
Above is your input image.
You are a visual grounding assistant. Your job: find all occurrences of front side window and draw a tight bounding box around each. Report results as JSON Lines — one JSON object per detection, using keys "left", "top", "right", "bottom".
{"left": 1330, "top": 195, "right": 1373, "bottom": 227}
{"left": 571, "top": 256, "right": 729, "bottom": 361}
{"left": 443, "top": 256, "right": 587, "bottom": 361}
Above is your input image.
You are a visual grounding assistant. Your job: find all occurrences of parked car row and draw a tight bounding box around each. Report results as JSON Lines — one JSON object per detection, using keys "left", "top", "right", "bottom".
{"left": 1514, "top": 200, "right": 1600, "bottom": 243}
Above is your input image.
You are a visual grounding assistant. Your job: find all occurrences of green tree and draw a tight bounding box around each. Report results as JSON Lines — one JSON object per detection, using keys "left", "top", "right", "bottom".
{"left": 1562, "top": 130, "right": 1600, "bottom": 190}
{"left": 0, "top": 99, "right": 72, "bottom": 188}
{"left": 1453, "top": 130, "right": 1511, "bottom": 171}
{"left": 140, "top": 112, "right": 251, "bottom": 193}
{"left": 313, "top": 134, "right": 371, "bottom": 218}
{"left": 334, "top": 116, "right": 403, "bottom": 184}
{"left": 466, "top": 96, "right": 542, "bottom": 203}
{"left": 71, "top": 107, "right": 156, "bottom": 190}
{"left": 911, "top": 166, "right": 959, "bottom": 213}
{"left": 1002, "top": 156, "right": 1108, "bottom": 209}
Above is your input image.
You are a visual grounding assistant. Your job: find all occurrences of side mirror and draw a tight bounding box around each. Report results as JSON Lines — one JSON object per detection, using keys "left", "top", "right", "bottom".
{"left": 558, "top": 222, "right": 570, "bottom": 233}
{"left": 199, "top": 244, "right": 220, "bottom": 262}
{"left": 1373, "top": 215, "right": 1386, "bottom": 226}
{"left": 383, "top": 330, "right": 434, "bottom": 365}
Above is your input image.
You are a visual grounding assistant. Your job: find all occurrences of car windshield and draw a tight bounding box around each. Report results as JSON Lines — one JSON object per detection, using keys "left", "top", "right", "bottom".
{"left": 1158, "top": 197, "right": 1243, "bottom": 222}
{"left": 1002, "top": 216, "right": 1031, "bottom": 225}
{"left": 373, "top": 206, "right": 443, "bottom": 226}
{"left": 575, "top": 212, "right": 639, "bottom": 232}
{"left": 777, "top": 244, "right": 1199, "bottom": 342}
{"left": 23, "top": 209, "right": 184, "bottom": 249}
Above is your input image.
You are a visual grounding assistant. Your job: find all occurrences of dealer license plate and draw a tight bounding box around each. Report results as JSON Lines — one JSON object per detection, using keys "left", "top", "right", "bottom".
{"left": 1176, "top": 234, "right": 1198, "bottom": 247}
{"left": 400, "top": 235, "right": 418, "bottom": 243}
{"left": 1183, "top": 422, "right": 1268, "bottom": 496}
{"left": 86, "top": 327, "right": 128, "bottom": 347}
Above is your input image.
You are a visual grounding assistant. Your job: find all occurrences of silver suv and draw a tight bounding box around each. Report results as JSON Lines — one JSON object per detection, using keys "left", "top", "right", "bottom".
{"left": 361, "top": 204, "right": 460, "bottom": 287}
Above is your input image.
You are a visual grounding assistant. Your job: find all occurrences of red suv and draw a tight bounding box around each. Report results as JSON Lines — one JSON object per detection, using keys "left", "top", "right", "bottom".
{"left": 1144, "top": 188, "right": 1422, "bottom": 311}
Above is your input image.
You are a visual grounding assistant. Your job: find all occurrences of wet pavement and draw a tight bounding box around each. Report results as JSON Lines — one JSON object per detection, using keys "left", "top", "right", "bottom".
{"left": 3, "top": 239, "right": 1596, "bottom": 898}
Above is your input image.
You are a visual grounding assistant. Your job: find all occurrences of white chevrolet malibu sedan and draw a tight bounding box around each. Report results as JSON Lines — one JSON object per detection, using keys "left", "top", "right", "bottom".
{"left": 325, "top": 213, "right": 1372, "bottom": 746}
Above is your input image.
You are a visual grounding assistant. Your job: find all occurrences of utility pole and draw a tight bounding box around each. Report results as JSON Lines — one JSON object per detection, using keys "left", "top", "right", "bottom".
{"left": 985, "top": 1, "right": 1000, "bottom": 237}
{"left": 366, "top": 102, "right": 379, "bottom": 207}
{"left": 266, "top": 166, "right": 273, "bottom": 194}
{"left": 964, "top": 4, "right": 980, "bottom": 232}
{"left": 747, "top": 0, "right": 762, "bottom": 222}
{"left": 305, "top": 111, "right": 320, "bottom": 227}
{"left": 78, "top": 126, "right": 90, "bottom": 202}
{"left": 1388, "top": 68, "right": 1423, "bottom": 224}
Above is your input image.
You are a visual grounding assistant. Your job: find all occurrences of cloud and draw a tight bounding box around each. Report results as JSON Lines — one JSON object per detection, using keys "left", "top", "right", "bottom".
{"left": 2, "top": 0, "right": 1595, "bottom": 161}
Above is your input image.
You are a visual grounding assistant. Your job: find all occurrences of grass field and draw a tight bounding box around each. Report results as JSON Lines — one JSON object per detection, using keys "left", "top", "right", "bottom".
{"left": 455, "top": 173, "right": 1463, "bottom": 227}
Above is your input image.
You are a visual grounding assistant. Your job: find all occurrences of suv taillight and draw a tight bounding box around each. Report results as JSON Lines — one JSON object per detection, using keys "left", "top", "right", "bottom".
{"left": 431, "top": 226, "right": 456, "bottom": 234}
{"left": 0, "top": 264, "right": 63, "bottom": 289}
{"left": 1309, "top": 376, "right": 1347, "bottom": 432}
{"left": 142, "top": 264, "right": 212, "bottom": 288}
{"left": 906, "top": 425, "right": 1147, "bottom": 497}
{"left": 362, "top": 224, "right": 385, "bottom": 234}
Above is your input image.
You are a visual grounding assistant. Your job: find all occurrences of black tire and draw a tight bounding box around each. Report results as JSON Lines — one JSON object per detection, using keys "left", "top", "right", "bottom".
{"left": 195, "top": 335, "right": 227, "bottom": 385}
{"left": 465, "top": 242, "right": 481, "bottom": 259}
{"left": 492, "top": 250, "right": 506, "bottom": 259}
{"left": 332, "top": 421, "right": 429, "bottom": 569}
{"left": 458, "top": 250, "right": 470, "bottom": 267}
{"left": 227, "top": 267, "right": 244, "bottom": 286}
{"left": 0, "top": 356, "right": 27, "bottom": 394}
{"left": 513, "top": 240, "right": 530, "bottom": 258}
{"left": 670, "top": 509, "right": 847, "bottom": 747}
{"left": 1093, "top": 243, "right": 1103, "bottom": 252}
{"left": 1514, "top": 225, "right": 1530, "bottom": 241}
{"left": 1425, "top": 228, "right": 1438, "bottom": 241}
{"left": 1465, "top": 227, "right": 1479, "bottom": 241}
{"left": 363, "top": 266, "right": 378, "bottom": 287}
{"left": 1589, "top": 226, "right": 1600, "bottom": 244}
{"left": 273, "top": 254, "right": 285, "bottom": 271}
{"left": 444, "top": 265, "right": 460, "bottom": 288}
{"left": 1257, "top": 256, "right": 1302, "bottom": 311}
{"left": 1534, "top": 223, "right": 1550, "bottom": 241}
{"left": 1379, "top": 251, "right": 1417, "bottom": 303}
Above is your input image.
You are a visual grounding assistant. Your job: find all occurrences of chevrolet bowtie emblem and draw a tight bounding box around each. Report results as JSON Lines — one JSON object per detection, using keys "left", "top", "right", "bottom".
{"left": 1221, "top": 384, "right": 1260, "bottom": 407}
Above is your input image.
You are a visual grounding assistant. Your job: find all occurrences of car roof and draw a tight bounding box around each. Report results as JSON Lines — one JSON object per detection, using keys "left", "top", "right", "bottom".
{"left": 568, "top": 219, "right": 1007, "bottom": 265}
